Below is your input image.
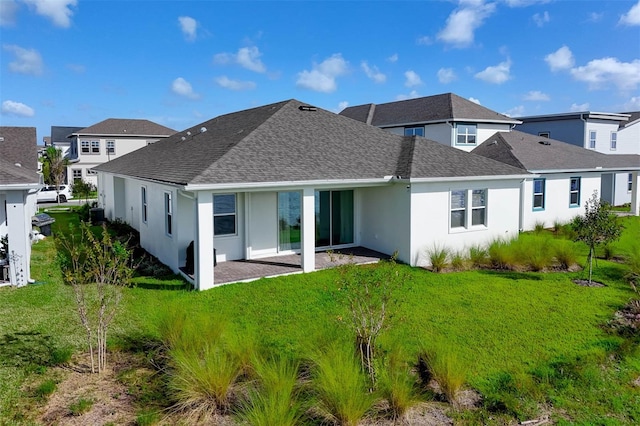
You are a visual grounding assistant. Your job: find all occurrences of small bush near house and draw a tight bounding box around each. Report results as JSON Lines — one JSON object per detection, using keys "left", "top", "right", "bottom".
{"left": 488, "top": 239, "right": 515, "bottom": 270}
{"left": 533, "top": 221, "right": 546, "bottom": 234}
{"left": 377, "top": 346, "right": 422, "bottom": 422}
{"left": 418, "top": 343, "right": 467, "bottom": 408}
{"left": 554, "top": 239, "right": 579, "bottom": 270}
{"left": 427, "top": 245, "right": 449, "bottom": 273}
{"left": 468, "top": 245, "right": 488, "bottom": 268}
{"left": 512, "top": 234, "right": 555, "bottom": 271}
{"left": 450, "top": 251, "right": 467, "bottom": 271}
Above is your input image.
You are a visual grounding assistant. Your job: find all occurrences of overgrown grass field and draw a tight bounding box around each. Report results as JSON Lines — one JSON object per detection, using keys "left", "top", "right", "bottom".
{"left": 1, "top": 212, "right": 639, "bottom": 424}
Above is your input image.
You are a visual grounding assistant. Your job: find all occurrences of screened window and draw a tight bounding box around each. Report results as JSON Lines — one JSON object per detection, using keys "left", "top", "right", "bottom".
{"left": 164, "top": 192, "right": 172, "bottom": 236}
{"left": 610, "top": 132, "right": 617, "bottom": 150}
{"left": 404, "top": 127, "right": 424, "bottom": 136}
{"left": 214, "top": 194, "right": 236, "bottom": 236}
{"left": 570, "top": 177, "right": 581, "bottom": 207}
{"left": 106, "top": 140, "right": 115, "bottom": 154}
{"left": 450, "top": 190, "right": 466, "bottom": 228}
{"left": 141, "top": 187, "right": 148, "bottom": 224}
{"left": 456, "top": 123, "right": 477, "bottom": 145}
{"left": 81, "top": 140, "right": 90, "bottom": 154}
{"left": 72, "top": 169, "right": 82, "bottom": 181}
{"left": 589, "top": 131, "right": 596, "bottom": 149}
{"left": 533, "top": 179, "right": 545, "bottom": 209}
{"left": 471, "top": 189, "right": 487, "bottom": 226}
{"left": 91, "top": 140, "right": 100, "bottom": 154}
{"left": 629, "top": 173, "right": 634, "bottom": 192}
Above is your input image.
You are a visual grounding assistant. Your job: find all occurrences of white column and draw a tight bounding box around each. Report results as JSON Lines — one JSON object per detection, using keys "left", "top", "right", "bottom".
{"left": 631, "top": 171, "right": 640, "bottom": 216}
{"left": 301, "top": 187, "right": 315, "bottom": 272}
{"left": 6, "top": 190, "right": 29, "bottom": 287}
{"left": 195, "top": 192, "right": 215, "bottom": 290}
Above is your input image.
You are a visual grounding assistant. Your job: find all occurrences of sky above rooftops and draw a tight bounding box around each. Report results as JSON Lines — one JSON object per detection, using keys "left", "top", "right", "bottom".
{"left": 0, "top": 0, "right": 639, "bottom": 144}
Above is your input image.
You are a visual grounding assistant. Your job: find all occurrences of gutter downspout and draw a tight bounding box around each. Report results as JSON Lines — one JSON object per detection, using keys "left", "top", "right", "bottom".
{"left": 519, "top": 178, "right": 526, "bottom": 232}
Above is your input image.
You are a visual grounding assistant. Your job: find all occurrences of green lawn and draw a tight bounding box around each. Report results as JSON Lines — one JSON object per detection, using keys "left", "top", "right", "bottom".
{"left": 1, "top": 213, "right": 639, "bottom": 424}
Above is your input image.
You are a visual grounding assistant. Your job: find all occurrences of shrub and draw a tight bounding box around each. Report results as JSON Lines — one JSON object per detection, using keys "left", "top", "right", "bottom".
{"left": 418, "top": 343, "right": 466, "bottom": 407}
{"left": 553, "top": 219, "right": 564, "bottom": 236}
{"left": 309, "top": 341, "right": 377, "bottom": 426}
{"left": 450, "top": 251, "right": 467, "bottom": 271}
{"left": 554, "top": 240, "right": 579, "bottom": 270}
{"left": 533, "top": 221, "right": 545, "bottom": 234}
{"left": 602, "top": 243, "right": 616, "bottom": 260}
{"left": 34, "top": 379, "right": 56, "bottom": 399}
{"left": 488, "top": 239, "right": 515, "bottom": 270}
{"left": 469, "top": 245, "right": 488, "bottom": 268}
{"left": 136, "top": 409, "right": 160, "bottom": 426}
{"left": 427, "top": 245, "right": 449, "bottom": 273}
{"left": 626, "top": 244, "right": 640, "bottom": 285}
{"left": 377, "top": 347, "right": 421, "bottom": 421}
{"left": 69, "top": 398, "right": 94, "bottom": 416}
{"left": 513, "top": 235, "right": 555, "bottom": 271}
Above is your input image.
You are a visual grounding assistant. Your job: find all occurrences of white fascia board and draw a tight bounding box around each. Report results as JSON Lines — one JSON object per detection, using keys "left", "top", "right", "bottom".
{"left": 380, "top": 118, "right": 520, "bottom": 128}
{"left": 408, "top": 174, "right": 531, "bottom": 183}
{"left": 184, "top": 178, "right": 392, "bottom": 192}
{"left": 96, "top": 171, "right": 185, "bottom": 188}
{"left": 531, "top": 167, "right": 640, "bottom": 174}
{"left": 0, "top": 182, "right": 42, "bottom": 191}
{"left": 72, "top": 133, "right": 172, "bottom": 138}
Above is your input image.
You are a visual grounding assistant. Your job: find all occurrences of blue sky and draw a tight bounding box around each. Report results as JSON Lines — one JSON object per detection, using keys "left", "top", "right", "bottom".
{"left": 1, "top": 0, "right": 639, "bottom": 143}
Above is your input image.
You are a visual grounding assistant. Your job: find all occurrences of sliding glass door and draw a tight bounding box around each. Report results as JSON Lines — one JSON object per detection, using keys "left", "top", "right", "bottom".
{"left": 315, "top": 190, "right": 354, "bottom": 248}
{"left": 278, "top": 192, "right": 301, "bottom": 251}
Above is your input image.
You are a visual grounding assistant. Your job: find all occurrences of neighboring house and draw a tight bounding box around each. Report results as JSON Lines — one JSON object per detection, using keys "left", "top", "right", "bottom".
{"left": 340, "top": 93, "right": 521, "bottom": 152}
{"left": 473, "top": 131, "right": 640, "bottom": 230}
{"left": 94, "top": 99, "right": 531, "bottom": 291}
{"left": 515, "top": 111, "right": 640, "bottom": 206}
{"left": 67, "top": 119, "right": 176, "bottom": 185}
{"left": 49, "top": 126, "right": 84, "bottom": 183}
{"left": 0, "top": 127, "right": 42, "bottom": 287}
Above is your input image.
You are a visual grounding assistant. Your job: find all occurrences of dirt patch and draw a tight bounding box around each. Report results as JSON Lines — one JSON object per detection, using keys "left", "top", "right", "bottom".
{"left": 572, "top": 279, "right": 606, "bottom": 287}
{"left": 360, "top": 402, "right": 454, "bottom": 425}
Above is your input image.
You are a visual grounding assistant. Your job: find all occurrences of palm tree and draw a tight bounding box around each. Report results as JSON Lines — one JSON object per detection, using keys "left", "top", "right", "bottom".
{"left": 40, "top": 146, "right": 69, "bottom": 204}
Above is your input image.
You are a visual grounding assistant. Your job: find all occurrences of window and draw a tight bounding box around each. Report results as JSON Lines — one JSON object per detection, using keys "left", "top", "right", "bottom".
{"left": 404, "top": 127, "right": 424, "bottom": 137}
{"left": 610, "top": 132, "right": 617, "bottom": 150}
{"left": 450, "top": 189, "right": 488, "bottom": 229}
{"left": 589, "top": 130, "right": 596, "bottom": 149}
{"left": 141, "top": 187, "right": 148, "bottom": 224}
{"left": 214, "top": 194, "right": 236, "bottom": 236}
{"left": 538, "top": 132, "right": 550, "bottom": 138}
{"left": 570, "top": 177, "right": 581, "bottom": 207}
{"left": 164, "top": 192, "right": 172, "bottom": 236}
{"left": 533, "top": 178, "right": 545, "bottom": 210}
{"left": 629, "top": 173, "right": 634, "bottom": 192}
{"left": 456, "top": 123, "right": 477, "bottom": 145}
{"left": 91, "top": 140, "right": 100, "bottom": 154}
{"left": 81, "top": 140, "right": 90, "bottom": 154}
{"left": 106, "top": 140, "right": 115, "bottom": 154}
{"left": 72, "top": 169, "right": 82, "bottom": 181}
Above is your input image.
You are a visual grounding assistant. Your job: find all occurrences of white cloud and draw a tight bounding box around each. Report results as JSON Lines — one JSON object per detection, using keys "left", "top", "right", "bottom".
{"left": 570, "top": 57, "right": 640, "bottom": 91}
{"left": 296, "top": 54, "right": 348, "bottom": 93}
{"left": 437, "top": 1, "right": 496, "bottom": 47}
{"left": 214, "top": 46, "right": 266, "bottom": 73}
{"left": 533, "top": 11, "right": 550, "bottom": 27}
{"left": 178, "top": 16, "right": 198, "bottom": 41}
{"left": 416, "top": 36, "right": 432, "bottom": 45}
{"left": 338, "top": 101, "right": 349, "bottom": 112}
{"left": 361, "top": 61, "right": 386, "bottom": 83}
{"left": 619, "top": 0, "right": 640, "bottom": 26}
{"left": 437, "top": 67, "right": 457, "bottom": 84}
{"left": 404, "top": 70, "right": 422, "bottom": 87}
{"left": 468, "top": 97, "right": 481, "bottom": 105}
{"left": 0, "top": 0, "right": 19, "bottom": 27}
{"left": 387, "top": 53, "right": 398, "bottom": 63}
{"left": 502, "top": 0, "right": 551, "bottom": 6}
{"left": 474, "top": 59, "right": 511, "bottom": 84}
{"left": 569, "top": 102, "right": 590, "bottom": 112}
{"left": 1, "top": 100, "right": 34, "bottom": 117}
{"left": 545, "top": 45, "right": 574, "bottom": 71}
{"left": 171, "top": 77, "right": 200, "bottom": 99}
{"left": 66, "top": 63, "right": 85, "bottom": 73}
{"left": 587, "top": 12, "right": 603, "bottom": 23}
{"left": 215, "top": 76, "right": 256, "bottom": 91}
{"left": 523, "top": 90, "right": 550, "bottom": 101}
{"left": 623, "top": 97, "right": 640, "bottom": 110}
{"left": 503, "top": 105, "right": 525, "bottom": 117}
{"left": 22, "top": 0, "right": 76, "bottom": 28}
{"left": 3, "top": 44, "right": 43, "bottom": 75}
{"left": 395, "top": 90, "right": 420, "bottom": 101}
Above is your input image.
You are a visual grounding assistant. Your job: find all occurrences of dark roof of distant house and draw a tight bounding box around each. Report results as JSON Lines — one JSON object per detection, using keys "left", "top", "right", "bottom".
{"left": 619, "top": 111, "right": 640, "bottom": 128}
{"left": 51, "top": 126, "right": 84, "bottom": 143}
{"left": 516, "top": 111, "right": 631, "bottom": 125}
{"left": 339, "top": 93, "right": 520, "bottom": 127}
{"left": 72, "top": 119, "right": 176, "bottom": 137}
{"left": 0, "top": 158, "right": 40, "bottom": 185}
{"left": 473, "top": 130, "right": 640, "bottom": 172}
{"left": 0, "top": 126, "right": 38, "bottom": 172}
{"left": 94, "top": 99, "right": 528, "bottom": 186}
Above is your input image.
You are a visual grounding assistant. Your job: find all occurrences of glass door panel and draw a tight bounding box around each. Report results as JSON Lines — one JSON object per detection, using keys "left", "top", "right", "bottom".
{"left": 315, "top": 191, "right": 331, "bottom": 247}
{"left": 278, "top": 192, "right": 301, "bottom": 251}
{"left": 315, "top": 190, "right": 353, "bottom": 247}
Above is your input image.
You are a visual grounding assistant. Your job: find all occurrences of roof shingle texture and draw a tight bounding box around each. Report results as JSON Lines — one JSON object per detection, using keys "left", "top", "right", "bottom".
{"left": 94, "top": 99, "right": 529, "bottom": 186}
{"left": 340, "top": 93, "right": 519, "bottom": 127}
{"left": 74, "top": 119, "right": 176, "bottom": 136}
{"left": 0, "top": 126, "right": 38, "bottom": 171}
{"left": 473, "top": 131, "right": 640, "bottom": 171}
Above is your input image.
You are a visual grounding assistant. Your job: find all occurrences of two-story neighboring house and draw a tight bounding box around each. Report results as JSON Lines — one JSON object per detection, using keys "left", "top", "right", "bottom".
{"left": 67, "top": 119, "right": 176, "bottom": 185}
{"left": 48, "top": 126, "right": 84, "bottom": 184}
{"left": 515, "top": 111, "right": 640, "bottom": 206}
{"left": 340, "top": 92, "right": 522, "bottom": 152}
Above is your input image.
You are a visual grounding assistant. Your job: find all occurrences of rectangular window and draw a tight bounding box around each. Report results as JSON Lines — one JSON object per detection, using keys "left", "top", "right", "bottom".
{"left": 91, "top": 140, "right": 100, "bottom": 154}
{"left": 72, "top": 169, "right": 82, "bottom": 181}
{"left": 141, "top": 187, "right": 148, "bottom": 224}
{"left": 106, "top": 140, "right": 115, "bottom": 154}
{"left": 456, "top": 123, "right": 477, "bottom": 145}
{"left": 404, "top": 127, "right": 424, "bottom": 137}
{"left": 589, "top": 130, "right": 596, "bottom": 149}
{"left": 610, "top": 132, "right": 617, "bottom": 150}
{"left": 471, "top": 189, "right": 487, "bottom": 226}
{"left": 538, "top": 132, "right": 550, "bottom": 138}
{"left": 569, "top": 177, "right": 581, "bottom": 207}
{"left": 450, "top": 190, "right": 467, "bottom": 228}
{"left": 164, "top": 192, "right": 172, "bottom": 236}
{"left": 81, "top": 140, "right": 90, "bottom": 154}
{"left": 629, "top": 173, "right": 634, "bottom": 192}
{"left": 450, "top": 189, "right": 488, "bottom": 229}
{"left": 533, "top": 178, "right": 545, "bottom": 210}
{"left": 214, "top": 194, "right": 236, "bottom": 236}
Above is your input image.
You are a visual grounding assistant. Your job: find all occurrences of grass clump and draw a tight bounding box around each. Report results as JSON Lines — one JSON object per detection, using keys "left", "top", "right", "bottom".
{"left": 427, "top": 246, "right": 449, "bottom": 273}
{"left": 418, "top": 343, "right": 467, "bottom": 407}
{"left": 513, "top": 234, "right": 555, "bottom": 271}
{"left": 533, "top": 221, "right": 546, "bottom": 234}
{"left": 488, "top": 238, "right": 515, "bottom": 270}
{"left": 449, "top": 251, "right": 467, "bottom": 271}
{"left": 377, "top": 346, "right": 422, "bottom": 422}
{"left": 554, "top": 239, "right": 579, "bottom": 270}
{"left": 468, "top": 245, "right": 488, "bottom": 268}
{"left": 34, "top": 379, "right": 56, "bottom": 400}
{"left": 68, "top": 397, "right": 94, "bottom": 416}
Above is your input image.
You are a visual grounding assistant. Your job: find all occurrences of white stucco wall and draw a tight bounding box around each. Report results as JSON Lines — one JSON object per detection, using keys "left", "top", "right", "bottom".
{"left": 586, "top": 119, "right": 620, "bottom": 152}
{"left": 246, "top": 191, "right": 278, "bottom": 258}
{"left": 522, "top": 172, "right": 601, "bottom": 230}
{"left": 617, "top": 122, "right": 640, "bottom": 155}
{"left": 614, "top": 172, "right": 632, "bottom": 206}
{"left": 0, "top": 189, "right": 37, "bottom": 286}
{"left": 409, "top": 179, "right": 521, "bottom": 267}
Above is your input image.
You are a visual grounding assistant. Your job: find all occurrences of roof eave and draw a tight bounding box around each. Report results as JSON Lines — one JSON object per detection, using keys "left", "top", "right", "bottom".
{"left": 379, "top": 118, "right": 520, "bottom": 128}
{"left": 528, "top": 167, "right": 640, "bottom": 174}
{"left": 409, "top": 174, "right": 531, "bottom": 183}
{"left": 184, "top": 178, "right": 394, "bottom": 192}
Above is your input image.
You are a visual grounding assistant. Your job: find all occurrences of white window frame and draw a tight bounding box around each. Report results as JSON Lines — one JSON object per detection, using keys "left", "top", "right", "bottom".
{"left": 589, "top": 130, "right": 596, "bottom": 149}
{"left": 81, "top": 140, "right": 90, "bottom": 154}
{"left": 450, "top": 188, "right": 488, "bottom": 231}
{"left": 533, "top": 178, "right": 545, "bottom": 210}
{"left": 213, "top": 193, "right": 237, "bottom": 236}
{"left": 72, "top": 169, "right": 82, "bottom": 180}
{"left": 141, "top": 186, "right": 148, "bottom": 224}
{"left": 164, "top": 192, "right": 173, "bottom": 236}
{"left": 610, "top": 132, "right": 617, "bottom": 151}
{"left": 569, "top": 177, "right": 581, "bottom": 207}
{"left": 404, "top": 126, "right": 424, "bottom": 137}
{"left": 90, "top": 140, "right": 100, "bottom": 154}
{"left": 106, "top": 139, "right": 115, "bottom": 155}
{"left": 455, "top": 123, "right": 477, "bottom": 145}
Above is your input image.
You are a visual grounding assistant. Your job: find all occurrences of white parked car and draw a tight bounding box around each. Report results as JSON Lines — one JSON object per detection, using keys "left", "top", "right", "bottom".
{"left": 37, "top": 185, "right": 73, "bottom": 203}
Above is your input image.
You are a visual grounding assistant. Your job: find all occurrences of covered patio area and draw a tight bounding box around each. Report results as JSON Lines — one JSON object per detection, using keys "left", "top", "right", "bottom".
{"left": 212, "top": 247, "right": 389, "bottom": 285}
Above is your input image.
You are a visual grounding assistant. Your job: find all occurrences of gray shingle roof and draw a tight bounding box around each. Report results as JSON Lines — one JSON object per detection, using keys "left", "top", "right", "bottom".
{"left": 473, "top": 131, "right": 640, "bottom": 172}
{"left": 51, "top": 126, "right": 84, "bottom": 143}
{"left": 94, "top": 99, "right": 529, "bottom": 186}
{"left": 73, "top": 119, "right": 176, "bottom": 137}
{"left": 340, "top": 93, "right": 520, "bottom": 127}
{"left": 620, "top": 111, "right": 640, "bottom": 128}
{"left": 0, "top": 158, "right": 40, "bottom": 185}
{"left": 0, "top": 126, "right": 38, "bottom": 171}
